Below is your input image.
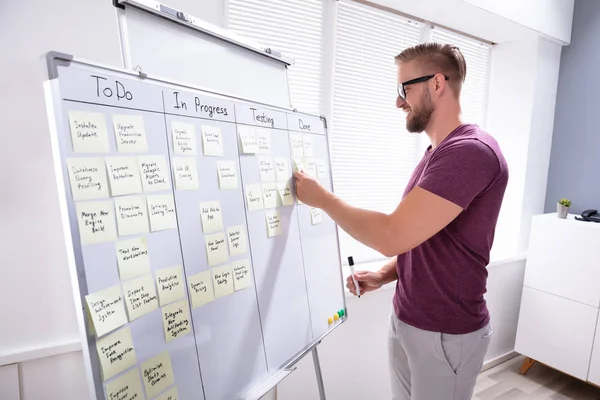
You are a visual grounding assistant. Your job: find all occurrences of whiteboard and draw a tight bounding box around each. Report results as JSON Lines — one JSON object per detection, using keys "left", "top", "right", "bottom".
{"left": 44, "top": 55, "right": 345, "bottom": 400}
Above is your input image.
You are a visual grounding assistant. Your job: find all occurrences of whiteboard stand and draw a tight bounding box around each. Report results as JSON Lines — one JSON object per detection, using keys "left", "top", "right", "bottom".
{"left": 312, "top": 347, "right": 327, "bottom": 400}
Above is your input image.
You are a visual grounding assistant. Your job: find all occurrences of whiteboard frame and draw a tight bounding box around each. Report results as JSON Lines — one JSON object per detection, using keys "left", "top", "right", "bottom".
{"left": 45, "top": 53, "right": 347, "bottom": 400}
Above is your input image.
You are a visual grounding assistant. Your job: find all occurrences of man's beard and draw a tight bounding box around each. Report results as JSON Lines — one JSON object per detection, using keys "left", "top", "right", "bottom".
{"left": 406, "top": 90, "right": 434, "bottom": 133}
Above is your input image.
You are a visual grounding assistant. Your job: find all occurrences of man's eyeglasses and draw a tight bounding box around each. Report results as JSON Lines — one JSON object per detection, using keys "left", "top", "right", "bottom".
{"left": 397, "top": 74, "right": 449, "bottom": 100}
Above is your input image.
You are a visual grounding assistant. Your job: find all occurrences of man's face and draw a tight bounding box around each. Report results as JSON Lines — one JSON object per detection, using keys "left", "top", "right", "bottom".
{"left": 397, "top": 61, "right": 435, "bottom": 133}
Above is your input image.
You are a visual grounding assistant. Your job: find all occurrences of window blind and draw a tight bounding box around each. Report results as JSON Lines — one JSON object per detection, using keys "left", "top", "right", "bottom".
{"left": 331, "top": 0, "right": 423, "bottom": 264}
{"left": 430, "top": 27, "right": 491, "bottom": 128}
{"left": 227, "top": 0, "right": 324, "bottom": 115}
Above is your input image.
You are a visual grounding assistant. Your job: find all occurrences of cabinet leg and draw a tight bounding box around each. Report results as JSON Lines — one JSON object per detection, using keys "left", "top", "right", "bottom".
{"left": 519, "top": 357, "right": 536, "bottom": 375}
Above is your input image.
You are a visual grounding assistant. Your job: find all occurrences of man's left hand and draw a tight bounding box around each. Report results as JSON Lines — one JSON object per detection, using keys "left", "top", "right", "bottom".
{"left": 293, "top": 171, "right": 331, "bottom": 208}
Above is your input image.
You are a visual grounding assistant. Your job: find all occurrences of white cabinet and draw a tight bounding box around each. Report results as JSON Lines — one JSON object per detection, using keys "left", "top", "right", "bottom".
{"left": 515, "top": 213, "right": 600, "bottom": 383}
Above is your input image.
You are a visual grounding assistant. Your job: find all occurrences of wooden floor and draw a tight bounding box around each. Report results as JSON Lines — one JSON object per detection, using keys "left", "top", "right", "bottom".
{"left": 474, "top": 356, "right": 600, "bottom": 399}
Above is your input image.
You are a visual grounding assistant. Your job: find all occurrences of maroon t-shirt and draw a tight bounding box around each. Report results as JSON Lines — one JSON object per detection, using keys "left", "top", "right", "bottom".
{"left": 393, "top": 123, "right": 508, "bottom": 334}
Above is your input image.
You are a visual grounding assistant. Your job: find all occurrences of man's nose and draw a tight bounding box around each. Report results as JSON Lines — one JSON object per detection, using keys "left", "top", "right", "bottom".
{"left": 396, "top": 95, "right": 406, "bottom": 109}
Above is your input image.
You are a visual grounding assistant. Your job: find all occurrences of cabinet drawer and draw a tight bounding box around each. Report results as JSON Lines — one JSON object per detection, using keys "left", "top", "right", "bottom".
{"left": 515, "top": 286, "right": 598, "bottom": 380}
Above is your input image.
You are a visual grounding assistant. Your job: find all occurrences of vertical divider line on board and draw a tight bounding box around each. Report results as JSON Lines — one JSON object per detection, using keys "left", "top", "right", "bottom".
{"left": 287, "top": 114, "right": 316, "bottom": 341}
{"left": 232, "top": 106, "right": 271, "bottom": 374}
{"left": 159, "top": 90, "right": 208, "bottom": 400}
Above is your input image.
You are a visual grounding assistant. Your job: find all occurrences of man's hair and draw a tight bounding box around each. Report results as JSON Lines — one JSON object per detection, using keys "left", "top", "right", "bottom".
{"left": 395, "top": 42, "right": 466, "bottom": 97}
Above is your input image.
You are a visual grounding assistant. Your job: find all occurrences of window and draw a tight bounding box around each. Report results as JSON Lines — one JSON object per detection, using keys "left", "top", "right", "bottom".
{"left": 226, "top": 0, "right": 324, "bottom": 115}
{"left": 330, "top": 1, "right": 423, "bottom": 263}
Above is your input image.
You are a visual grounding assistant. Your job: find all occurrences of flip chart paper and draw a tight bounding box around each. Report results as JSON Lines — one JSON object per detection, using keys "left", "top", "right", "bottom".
{"left": 172, "top": 157, "right": 199, "bottom": 190}
{"left": 138, "top": 155, "right": 170, "bottom": 192}
{"left": 212, "top": 264, "right": 234, "bottom": 299}
{"left": 172, "top": 121, "right": 197, "bottom": 155}
{"left": 96, "top": 326, "right": 137, "bottom": 381}
{"left": 68, "top": 110, "right": 110, "bottom": 153}
{"left": 140, "top": 351, "right": 175, "bottom": 398}
{"left": 112, "top": 114, "right": 148, "bottom": 153}
{"left": 188, "top": 270, "right": 214, "bottom": 309}
{"left": 114, "top": 196, "right": 149, "bottom": 237}
{"left": 76, "top": 200, "right": 117, "bottom": 245}
{"left": 105, "top": 156, "right": 143, "bottom": 196}
{"left": 66, "top": 157, "right": 109, "bottom": 201}
{"left": 115, "top": 237, "right": 151, "bottom": 281}
{"left": 155, "top": 265, "right": 185, "bottom": 306}
{"left": 122, "top": 274, "right": 159, "bottom": 321}
{"left": 85, "top": 284, "right": 128, "bottom": 338}
{"left": 162, "top": 299, "right": 192, "bottom": 343}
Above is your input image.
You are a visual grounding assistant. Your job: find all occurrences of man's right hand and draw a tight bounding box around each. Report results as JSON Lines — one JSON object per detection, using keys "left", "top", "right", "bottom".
{"left": 346, "top": 271, "right": 385, "bottom": 296}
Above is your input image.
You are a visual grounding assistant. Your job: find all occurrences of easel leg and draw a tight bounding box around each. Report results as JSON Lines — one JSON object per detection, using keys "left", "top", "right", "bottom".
{"left": 312, "top": 347, "right": 327, "bottom": 400}
{"left": 519, "top": 357, "right": 536, "bottom": 375}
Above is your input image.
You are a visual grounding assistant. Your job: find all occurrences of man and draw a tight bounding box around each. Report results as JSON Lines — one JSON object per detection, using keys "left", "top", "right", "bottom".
{"left": 293, "top": 42, "right": 508, "bottom": 400}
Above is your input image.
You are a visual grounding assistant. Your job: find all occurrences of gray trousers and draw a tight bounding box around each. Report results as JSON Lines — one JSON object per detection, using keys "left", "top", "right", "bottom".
{"left": 388, "top": 311, "right": 492, "bottom": 400}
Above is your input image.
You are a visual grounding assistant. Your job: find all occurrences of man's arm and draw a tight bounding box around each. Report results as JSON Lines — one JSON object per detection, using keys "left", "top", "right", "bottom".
{"left": 322, "top": 186, "right": 463, "bottom": 257}
{"left": 377, "top": 256, "right": 399, "bottom": 284}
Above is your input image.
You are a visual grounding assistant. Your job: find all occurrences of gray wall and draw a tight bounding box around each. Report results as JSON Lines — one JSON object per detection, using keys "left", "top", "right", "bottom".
{"left": 545, "top": 0, "right": 600, "bottom": 214}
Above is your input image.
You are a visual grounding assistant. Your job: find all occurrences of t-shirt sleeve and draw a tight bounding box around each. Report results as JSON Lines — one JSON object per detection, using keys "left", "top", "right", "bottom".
{"left": 416, "top": 140, "right": 500, "bottom": 209}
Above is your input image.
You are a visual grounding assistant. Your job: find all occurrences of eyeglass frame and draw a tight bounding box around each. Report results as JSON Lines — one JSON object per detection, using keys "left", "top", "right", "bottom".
{"left": 397, "top": 74, "right": 449, "bottom": 100}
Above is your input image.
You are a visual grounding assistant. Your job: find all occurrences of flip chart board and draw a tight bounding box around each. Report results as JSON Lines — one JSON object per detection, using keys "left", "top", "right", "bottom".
{"left": 44, "top": 55, "right": 346, "bottom": 400}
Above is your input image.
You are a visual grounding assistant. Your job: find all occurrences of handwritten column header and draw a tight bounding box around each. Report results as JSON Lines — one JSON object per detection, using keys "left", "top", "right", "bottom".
{"left": 286, "top": 114, "right": 325, "bottom": 135}
{"left": 234, "top": 104, "right": 287, "bottom": 130}
{"left": 163, "top": 90, "right": 235, "bottom": 123}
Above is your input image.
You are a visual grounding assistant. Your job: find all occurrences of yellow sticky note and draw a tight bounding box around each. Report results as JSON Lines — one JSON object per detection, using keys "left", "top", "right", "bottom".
{"left": 274, "top": 157, "right": 289, "bottom": 181}
{"left": 105, "top": 156, "right": 143, "bottom": 196}
{"left": 216, "top": 161, "right": 238, "bottom": 190}
{"left": 277, "top": 181, "right": 294, "bottom": 206}
{"left": 258, "top": 157, "right": 275, "bottom": 181}
{"left": 238, "top": 125, "right": 258, "bottom": 154}
{"left": 227, "top": 225, "right": 248, "bottom": 256}
{"left": 290, "top": 134, "right": 304, "bottom": 158}
{"left": 147, "top": 194, "right": 177, "bottom": 232}
{"left": 303, "top": 137, "right": 315, "bottom": 157}
{"left": 200, "top": 201, "right": 224, "bottom": 233}
{"left": 155, "top": 265, "right": 185, "bottom": 306}
{"left": 172, "top": 121, "right": 197, "bottom": 155}
{"left": 114, "top": 196, "right": 149, "bottom": 237}
{"left": 161, "top": 299, "right": 192, "bottom": 342}
{"left": 232, "top": 259, "right": 252, "bottom": 291}
{"left": 68, "top": 110, "right": 110, "bottom": 153}
{"left": 122, "top": 274, "right": 159, "bottom": 321}
{"left": 212, "top": 264, "right": 234, "bottom": 299}
{"left": 305, "top": 158, "right": 317, "bottom": 178}
{"left": 262, "top": 183, "right": 279, "bottom": 209}
{"left": 76, "top": 200, "right": 117, "bottom": 245}
{"left": 316, "top": 159, "right": 327, "bottom": 179}
{"left": 66, "top": 157, "right": 109, "bottom": 201}
{"left": 171, "top": 157, "right": 199, "bottom": 190}
{"left": 265, "top": 209, "right": 283, "bottom": 238}
{"left": 310, "top": 207, "right": 323, "bottom": 225}
{"left": 256, "top": 128, "right": 272, "bottom": 154}
{"left": 245, "top": 184, "right": 264, "bottom": 211}
{"left": 155, "top": 386, "right": 179, "bottom": 400}
{"left": 115, "top": 237, "right": 151, "bottom": 281}
{"left": 205, "top": 232, "right": 229, "bottom": 267}
{"left": 104, "top": 367, "right": 144, "bottom": 400}
{"left": 85, "top": 284, "right": 128, "bottom": 338}
{"left": 96, "top": 326, "right": 137, "bottom": 381}
{"left": 293, "top": 158, "right": 306, "bottom": 173}
{"left": 112, "top": 114, "right": 148, "bottom": 153}
{"left": 188, "top": 270, "right": 215, "bottom": 309}
{"left": 140, "top": 351, "right": 175, "bottom": 398}
{"left": 138, "top": 155, "right": 170, "bottom": 192}
{"left": 202, "top": 125, "right": 224, "bottom": 156}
